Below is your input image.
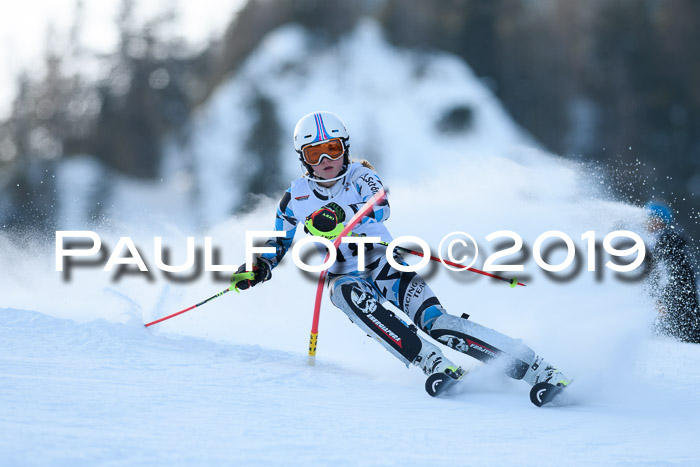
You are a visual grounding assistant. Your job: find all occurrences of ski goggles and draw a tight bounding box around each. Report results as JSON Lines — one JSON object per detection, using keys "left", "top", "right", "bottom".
{"left": 301, "top": 138, "right": 345, "bottom": 166}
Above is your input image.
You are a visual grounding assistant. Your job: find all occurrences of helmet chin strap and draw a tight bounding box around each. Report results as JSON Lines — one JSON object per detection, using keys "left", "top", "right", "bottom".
{"left": 297, "top": 147, "right": 350, "bottom": 186}
{"left": 299, "top": 160, "right": 349, "bottom": 184}
{"left": 299, "top": 151, "right": 350, "bottom": 183}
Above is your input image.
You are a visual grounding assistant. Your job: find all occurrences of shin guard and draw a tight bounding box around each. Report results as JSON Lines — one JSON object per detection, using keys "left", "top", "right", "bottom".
{"left": 330, "top": 278, "right": 422, "bottom": 365}
{"left": 429, "top": 313, "right": 535, "bottom": 380}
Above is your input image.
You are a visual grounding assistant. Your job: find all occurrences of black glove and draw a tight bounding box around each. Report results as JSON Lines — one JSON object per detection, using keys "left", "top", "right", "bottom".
{"left": 304, "top": 202, "right": 346, "bottom": 237}
{"left": 233, "top": 257, "right": 272, "bottom": 290}
{"left": 322, "top": 202, "right": 346, "bottom": 223}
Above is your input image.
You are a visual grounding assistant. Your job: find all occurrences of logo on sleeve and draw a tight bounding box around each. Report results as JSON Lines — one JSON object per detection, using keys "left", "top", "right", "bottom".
{"left": 295, "top": 195, "right": 310, "bottom": 201}
{"left": 359, "top": 174, "right": 380, "bottom": 194}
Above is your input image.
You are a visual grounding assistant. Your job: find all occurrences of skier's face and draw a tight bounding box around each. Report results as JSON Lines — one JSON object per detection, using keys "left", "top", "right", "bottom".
{"left": 314, "top": 154, "right": 344, "bottom": 180}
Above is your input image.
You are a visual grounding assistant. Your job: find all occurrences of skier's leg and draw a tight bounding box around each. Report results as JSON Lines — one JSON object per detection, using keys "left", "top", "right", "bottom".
{"left": 427, "top": 312, "right": 569, "bottom": 386}
{"left": 328, "top": 275, "right": 458, "bottom": 376}
{"left": 366, "top": 255, "right": 569, "bottom": 386}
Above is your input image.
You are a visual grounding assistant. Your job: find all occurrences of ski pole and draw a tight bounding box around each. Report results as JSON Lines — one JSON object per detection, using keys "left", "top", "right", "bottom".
{"left": 344, "top": 233, "right": 525, "bottom": 287}
{"left": 308, "top": 189, "right": 388, "bottom": 366}
{"left": 385, "top": 242, "right": 525, "bottom": 287}
{"left": 144, "top": 271, "right": 254, "bottom": 327}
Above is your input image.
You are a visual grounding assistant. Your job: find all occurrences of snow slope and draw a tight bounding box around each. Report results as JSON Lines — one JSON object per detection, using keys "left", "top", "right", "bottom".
{"left": 2, "top": 19, "right": 699, "bottom": 466}
{"left": 2, "top": 308, "right": 699, "bottom": 466}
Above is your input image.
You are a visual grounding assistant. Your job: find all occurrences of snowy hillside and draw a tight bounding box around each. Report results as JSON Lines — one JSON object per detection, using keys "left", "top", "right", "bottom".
{"left": 2, "top": 19, "right": 699, "bottom": 466}
{"left": 178, "top": 20, "right": 538, "bottom": 227}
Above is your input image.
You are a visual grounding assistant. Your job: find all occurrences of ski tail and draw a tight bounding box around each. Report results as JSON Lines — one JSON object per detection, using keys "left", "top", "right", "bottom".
{"left": 425, "top": 366, "right": 467, "bottom": 397}
{"left": 529, "top": 380, "right": 571, "bottom": 407}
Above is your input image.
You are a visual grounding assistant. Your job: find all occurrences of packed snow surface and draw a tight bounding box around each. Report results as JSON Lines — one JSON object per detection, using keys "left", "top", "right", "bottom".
{"left": 2, "top": 308, "right": 699, "bottom": 466}
{"left": 2, "top": 20, "right": 699, "bottom": 466}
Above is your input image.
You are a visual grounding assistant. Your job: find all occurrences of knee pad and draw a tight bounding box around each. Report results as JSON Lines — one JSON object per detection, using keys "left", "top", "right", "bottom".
{"left": 329, "top": 276, "right": 377, "bottom": 310}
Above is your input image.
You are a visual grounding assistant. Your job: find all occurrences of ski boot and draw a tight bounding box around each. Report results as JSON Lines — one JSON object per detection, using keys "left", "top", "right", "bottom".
{"left": 524, "top": 357, "right": 572, "bottom": 407}
{"left": 413, "top": 340, "right": 467, "bottom": 397}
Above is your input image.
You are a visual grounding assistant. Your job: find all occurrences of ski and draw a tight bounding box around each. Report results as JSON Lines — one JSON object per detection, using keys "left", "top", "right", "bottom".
{"left": 426, "top": 369, "right": 571, "bottom": 405}
{"left": 529, "top": 381, "right": 569, "bottom": 407}
{"left": 425, "top": 366, "right": 467, "bottom": 397}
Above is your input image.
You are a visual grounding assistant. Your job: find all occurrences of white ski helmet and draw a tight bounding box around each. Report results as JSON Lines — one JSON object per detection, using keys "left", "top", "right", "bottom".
{"left": 293, "top": 111, "right": 350, "bottom": 154}
{"left": 293, "top": 111, "right": 351, "bottom": 178}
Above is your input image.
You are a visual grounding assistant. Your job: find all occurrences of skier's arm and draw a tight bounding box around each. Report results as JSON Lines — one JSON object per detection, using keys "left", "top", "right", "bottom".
{"left": 353, "top": 169, "right": 390, "bottom": 225}
{"left": 261, "top": 189, "right": 298, "bottom": 269}
{"left": 234, "top": 189, "right": 297, "bottom": 290}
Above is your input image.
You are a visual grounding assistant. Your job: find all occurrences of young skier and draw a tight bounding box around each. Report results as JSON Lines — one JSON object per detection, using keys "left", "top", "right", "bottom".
{"left": 234, "top": 111, "right": 571, "bottom": 402}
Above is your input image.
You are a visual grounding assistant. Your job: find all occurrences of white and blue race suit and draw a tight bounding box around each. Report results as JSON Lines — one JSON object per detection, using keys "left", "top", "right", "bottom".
{"left": 259, "top": 162, "right": 542, "bottom": 379}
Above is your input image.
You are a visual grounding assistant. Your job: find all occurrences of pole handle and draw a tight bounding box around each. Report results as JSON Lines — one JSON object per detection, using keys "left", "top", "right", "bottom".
{"left": 229, "top": 271, "right": 255, "bottom": 293}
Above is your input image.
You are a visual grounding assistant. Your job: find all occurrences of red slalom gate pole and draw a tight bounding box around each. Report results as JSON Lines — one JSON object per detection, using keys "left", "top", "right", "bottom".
{"left": 307, "top": 189, "right": 387, "bottom": 366}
